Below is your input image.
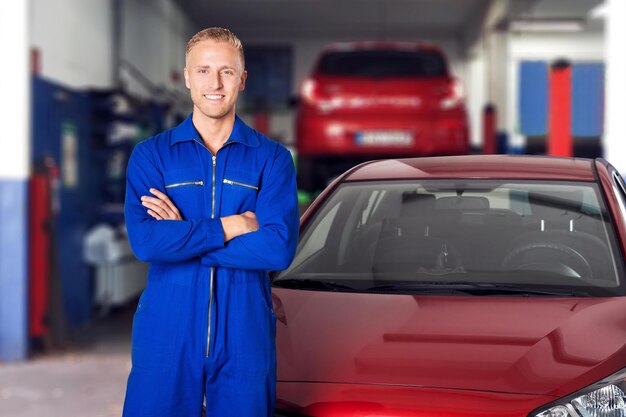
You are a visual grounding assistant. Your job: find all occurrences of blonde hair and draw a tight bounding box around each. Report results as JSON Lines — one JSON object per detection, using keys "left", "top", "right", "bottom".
{"left": 186, "top": 27, "right": 245, "bottom": 69}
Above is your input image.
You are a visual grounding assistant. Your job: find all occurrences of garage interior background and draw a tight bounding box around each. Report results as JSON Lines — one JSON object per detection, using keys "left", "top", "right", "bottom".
{"left": 27, "top": 0, "right": 610, "bottom": 151}
{"left": 2, "top": 0, "right": 626, "bottom": 362}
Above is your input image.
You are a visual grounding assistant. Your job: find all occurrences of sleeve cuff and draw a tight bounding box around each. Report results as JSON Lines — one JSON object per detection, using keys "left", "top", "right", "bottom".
{"left": 205, "top": 218, "right": 226, "bottom": 251}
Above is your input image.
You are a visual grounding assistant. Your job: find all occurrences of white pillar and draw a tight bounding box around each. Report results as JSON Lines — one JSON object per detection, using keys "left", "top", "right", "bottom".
{"left": 0, "top": 1, "right": 30, "bottom": 177}
{"left": 466, "top": 52, "right": 487, "bottom": 149}
{"left": 605, "top": 0, "right": 626, "bottom": 173}
{"left": 488, "top": 31, "right": 510, "bottom": 133}
{"left": 0, "top": 0, "right": 30, "bottom": 361}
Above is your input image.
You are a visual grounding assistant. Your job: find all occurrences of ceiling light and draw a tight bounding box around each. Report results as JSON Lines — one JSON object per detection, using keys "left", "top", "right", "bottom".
{"left": 590, "top": 2, "right": 607, "bottom": 19}
{"left": 509, "top": 19, "right": 586, "bottom": 32}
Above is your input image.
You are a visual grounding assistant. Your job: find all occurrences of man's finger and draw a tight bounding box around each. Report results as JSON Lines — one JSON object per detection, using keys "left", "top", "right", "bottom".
{"left": 147, "top": 209, "right": 163, "bottom": 220}
{"left": 142, "top": 200, "right": 175, "bottom": 219}
{"left": 149, "top": 188, "right": 181, "bottom": 216}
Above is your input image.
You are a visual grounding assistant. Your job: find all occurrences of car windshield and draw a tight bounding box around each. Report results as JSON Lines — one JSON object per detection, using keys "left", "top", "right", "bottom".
{"left": 318, "top": 50, "right": 447, "bottom": 77}
{"left": 275, "top": 180, "right": 626, "bottom": 297}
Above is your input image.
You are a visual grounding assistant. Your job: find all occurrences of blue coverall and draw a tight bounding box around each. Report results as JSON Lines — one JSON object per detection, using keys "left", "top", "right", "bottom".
{"left": 122, "top": 114, "right": 299, "bottom": 417}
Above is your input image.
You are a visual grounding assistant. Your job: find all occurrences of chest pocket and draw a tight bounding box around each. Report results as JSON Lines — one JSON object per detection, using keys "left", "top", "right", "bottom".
{"left": 163, "top": 168, "right": 206, "bottom": 220}
{"left": 222, "top": 169, "right": 260, "bottom": 215}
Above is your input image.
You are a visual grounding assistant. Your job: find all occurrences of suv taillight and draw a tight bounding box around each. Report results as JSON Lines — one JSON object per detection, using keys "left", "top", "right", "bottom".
{"left": 301, "top": 78, "right": 319, "bottom": 106}
{"left": 300, "top": 78, "right": 338, "bottom": 112}
{"left": 440, "top": 77, "right": 465, "bottom": 110}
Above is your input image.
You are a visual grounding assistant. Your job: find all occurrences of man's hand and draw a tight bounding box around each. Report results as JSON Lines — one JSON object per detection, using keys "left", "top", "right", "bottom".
{"left": 221, "top": 211, "right": 259, "bottom": 242}
{"left": 141, "top": 188, "right": 182, "bottom": 220}
{"left": 142, "top": 187, "right": 258, "bottom": 243}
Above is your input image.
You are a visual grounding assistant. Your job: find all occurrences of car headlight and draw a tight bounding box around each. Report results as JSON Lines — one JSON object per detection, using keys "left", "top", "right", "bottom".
{"left": 531, "top": 368, "right": 626, "bottom": 417}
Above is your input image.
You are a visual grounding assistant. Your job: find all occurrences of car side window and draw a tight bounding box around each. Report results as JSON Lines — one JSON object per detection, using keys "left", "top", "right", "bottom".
{"left": 612, "top": 171, "right": 626, "bottom": 222}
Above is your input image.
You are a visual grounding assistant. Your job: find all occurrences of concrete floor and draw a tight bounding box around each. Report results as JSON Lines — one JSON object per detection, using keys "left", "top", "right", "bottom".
{"left": 0, "top": 306, "right": 134, "bottom": 417}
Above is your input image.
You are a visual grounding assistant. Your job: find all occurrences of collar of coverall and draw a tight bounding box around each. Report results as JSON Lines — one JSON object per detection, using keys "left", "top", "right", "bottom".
{"left": 170, "top": 112, "right": 261, "bottom": 148}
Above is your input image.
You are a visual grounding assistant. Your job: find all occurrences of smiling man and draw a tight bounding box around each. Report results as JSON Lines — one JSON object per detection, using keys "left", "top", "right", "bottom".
{"left": 121, "top": 27, "right": 299, "bottom": 417}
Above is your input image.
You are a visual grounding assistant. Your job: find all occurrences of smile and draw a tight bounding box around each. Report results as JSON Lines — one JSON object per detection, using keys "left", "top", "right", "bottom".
{"left": 203, "top": 94, "right": 225, "bottom": 100}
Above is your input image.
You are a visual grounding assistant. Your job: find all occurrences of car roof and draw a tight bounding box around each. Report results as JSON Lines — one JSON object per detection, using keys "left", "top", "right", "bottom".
{"left": 344, "top": 155, "right": 597, "bottom": 182}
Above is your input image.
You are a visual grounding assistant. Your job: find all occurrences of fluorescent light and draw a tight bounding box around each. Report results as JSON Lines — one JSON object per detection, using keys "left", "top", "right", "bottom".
{"left": 509, "top": 19, "right": 585, "bottom": 32}
{"left": 590, "top": 2, "right": 607, "bottom": 19}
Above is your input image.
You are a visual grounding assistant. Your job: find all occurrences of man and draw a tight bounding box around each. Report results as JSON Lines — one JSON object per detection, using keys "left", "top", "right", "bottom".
{"left": 122, "top": 27, "right": 299, "bottom": 417}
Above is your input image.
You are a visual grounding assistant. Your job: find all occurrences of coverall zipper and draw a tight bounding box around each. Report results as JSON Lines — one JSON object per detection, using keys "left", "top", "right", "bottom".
{"left": 223, "top": 178, "right": 259, "bottom": 191}
{"left": 207, "top": 155, "right": 216, "bottom": 358}
{"left": 192, "top": 138, "right": 234, "bottom": 359}
{"left": 164, "top": 180, "right": 204, "bottom": 189}
{"left": 191, "top": 138, "right": 217, "bottom": 359}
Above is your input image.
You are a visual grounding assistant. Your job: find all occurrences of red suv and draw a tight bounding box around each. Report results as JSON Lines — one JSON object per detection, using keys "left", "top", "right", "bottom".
{"left": 296, "top": 41, "right": 469, "bottom": 192}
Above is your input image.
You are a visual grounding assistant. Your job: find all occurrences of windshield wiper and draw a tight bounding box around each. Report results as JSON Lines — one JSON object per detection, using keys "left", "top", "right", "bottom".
{"left": 366, "top": 281, "right": 478, "bottom": 295}
{"left": 272, "top": 278, "right": 356, "bottom": 292}
{"left": 366, "top": 281, "right": 591, "bottom": 297}
{"left": 475, "top": 283, "right": 592, "bottom": 297}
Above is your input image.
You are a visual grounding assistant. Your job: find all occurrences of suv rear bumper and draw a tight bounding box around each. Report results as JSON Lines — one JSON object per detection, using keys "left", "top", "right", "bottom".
{"left": 296, "top": 112, "right": 469, "bottom": 157}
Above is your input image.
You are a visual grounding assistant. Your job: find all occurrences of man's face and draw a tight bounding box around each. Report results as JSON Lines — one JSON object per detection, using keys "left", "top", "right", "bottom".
{"left": 184, "top": 40, "right": 247, "bottom": 121}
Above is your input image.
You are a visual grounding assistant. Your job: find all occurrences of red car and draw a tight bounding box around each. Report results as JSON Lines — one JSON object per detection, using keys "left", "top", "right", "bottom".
{"left": 296, "top": 42, "right": 469, "bottom": 193}
{"left": 272, "top": 155, "right": 626, "bottom": 416}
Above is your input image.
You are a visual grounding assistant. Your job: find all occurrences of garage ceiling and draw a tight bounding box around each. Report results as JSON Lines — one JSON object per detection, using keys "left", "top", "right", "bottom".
{"left": 175, "top": 0, "right": 490, "bottom": 40}
{"left": 174, "top": 0, "right": 603, "bottom": 42}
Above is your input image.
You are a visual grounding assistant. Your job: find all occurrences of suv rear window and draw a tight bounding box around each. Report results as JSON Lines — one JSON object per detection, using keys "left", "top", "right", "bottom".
{"left": 317, "top": 50, "right": 447, "bottom": 77}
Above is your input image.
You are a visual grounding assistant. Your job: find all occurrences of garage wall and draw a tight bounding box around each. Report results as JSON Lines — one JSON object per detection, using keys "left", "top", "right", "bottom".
{"left": 121, "top": 0, "right": 195, "bottom": 102}
{"left": 30, "top": 0, "right": 196, "bottom": 102}
{"left": 30, "top": 0, "right": 115, "bottom": 88}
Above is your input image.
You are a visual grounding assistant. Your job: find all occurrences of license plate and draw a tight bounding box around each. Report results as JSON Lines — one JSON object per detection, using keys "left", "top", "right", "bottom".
{"left": 355, "top": 130, "right": 414, "bottom": 146}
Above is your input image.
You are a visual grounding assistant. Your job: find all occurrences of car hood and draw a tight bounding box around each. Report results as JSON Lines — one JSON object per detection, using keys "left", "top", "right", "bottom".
{"left": 273, "top": 288, "right": 626, "bottom": 396}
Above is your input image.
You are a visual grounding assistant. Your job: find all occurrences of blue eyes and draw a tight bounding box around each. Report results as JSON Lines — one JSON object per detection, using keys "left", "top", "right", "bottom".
{"left": 197, "top": 69, "right": 234, "bottom": 76}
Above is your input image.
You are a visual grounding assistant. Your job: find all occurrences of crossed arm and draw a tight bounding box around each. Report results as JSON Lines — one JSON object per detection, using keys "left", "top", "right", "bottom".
{"left": 141, "top": 187, "right": 259, "bottom": 242}
{"left": 125, "top": 142, "right": 299, "bottom": 270}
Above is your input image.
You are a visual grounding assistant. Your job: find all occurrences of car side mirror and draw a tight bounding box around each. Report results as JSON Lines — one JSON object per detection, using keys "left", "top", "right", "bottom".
{"left": 287, "top": 95, "right": 300, "bottom": 108}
